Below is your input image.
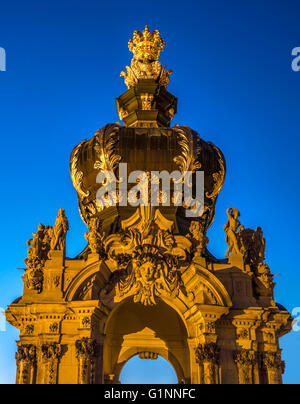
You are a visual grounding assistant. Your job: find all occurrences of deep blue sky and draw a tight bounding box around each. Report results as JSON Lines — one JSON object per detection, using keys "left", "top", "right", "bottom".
{"left": 0, "top": 0, "right": 299, "bottom": 384}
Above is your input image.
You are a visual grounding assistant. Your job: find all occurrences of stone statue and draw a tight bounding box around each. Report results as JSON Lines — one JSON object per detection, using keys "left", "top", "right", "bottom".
{"left": 255, "top": 262, "right": 274, "bottom": 293}
{"left": 25, "top": 223, "right": 52, "bottom": 293}
{"left": 224, "top": 207, "right": 242, "bottom": 258}
{"left": 27, "top": 224, "right": 46, "bottom": 260}
{"left": 24, "top": 258, "right": 44, "bottom": 293}
{"left": 24, "top": 210, "right": 68, "bottom": 293}
{"left": 187, "top": 221, "right": 209, "bottom": 257}
{"left": 254, "top": 227, "right": 266, "bottom": 263}
{"left": 85, "top": 217, "right": 106, "bottom": 255}
{"left": 50, "top": 209, "right": 69, "bottom": 251}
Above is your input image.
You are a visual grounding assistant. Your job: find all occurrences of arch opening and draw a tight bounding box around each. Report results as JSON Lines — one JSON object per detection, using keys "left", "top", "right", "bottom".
{"left": 119, "top": 354, "right": 178, "bottom": 384}
{"left": 103, "top": 298, "right": 190, "bottom": 383}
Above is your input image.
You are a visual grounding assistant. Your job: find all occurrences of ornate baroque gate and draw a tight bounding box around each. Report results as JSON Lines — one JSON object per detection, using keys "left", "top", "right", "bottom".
{"left": 6, "top": 27, "right": 292, "bottom": 384}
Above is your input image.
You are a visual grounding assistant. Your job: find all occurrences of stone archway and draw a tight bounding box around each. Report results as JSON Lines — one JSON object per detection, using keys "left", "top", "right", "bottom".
{"left": 103, "top": 298, "right": 190, "bottom": 384}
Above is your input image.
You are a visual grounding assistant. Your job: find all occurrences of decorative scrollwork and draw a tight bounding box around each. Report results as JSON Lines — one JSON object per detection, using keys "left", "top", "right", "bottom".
{"left": 102, "top": 208, "right": 191, "bottom": 306}
{"left": 70, "top": 140, "right": 90, "bottom": 200}
{"left": 85, "top": 217, "right": 106, "bottom": 256}
{"left": 115, "top": 244, "right": 182, "bottom": 306}
{"left": 121, "top": 26, "right": 172, "bottom": 89}
{"left": 206, "top": 142, "right": 226, "bottom": 199}
{"left": 173, "top": 125, "right": 201, "bottom": 176}
{"left": 94, "top": 124, "right": 122, "bottom": 174}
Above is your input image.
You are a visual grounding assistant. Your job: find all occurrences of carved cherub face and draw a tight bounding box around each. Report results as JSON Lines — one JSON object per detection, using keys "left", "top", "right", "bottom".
{"left": 138, "top": 261, "right": 156, "bottom": 284}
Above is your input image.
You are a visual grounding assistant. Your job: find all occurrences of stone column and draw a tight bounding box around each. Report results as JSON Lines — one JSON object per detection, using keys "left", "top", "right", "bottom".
{"left": 234, "top": 349, "right": 257, "bottom": 384}
{"left": 41, "top": 343, "right": 64, "bottom": 384}
{"left": 263, "top": 351, "right": 285, "bottom": 385}
{"left": 75, "top": 338, "right": 98, "bottom": 384}
{"left": 195, "top": 343, "right": 220, "bottom": 384}
{"left": 15, "top": 344, "right": 36, "bottom": 384}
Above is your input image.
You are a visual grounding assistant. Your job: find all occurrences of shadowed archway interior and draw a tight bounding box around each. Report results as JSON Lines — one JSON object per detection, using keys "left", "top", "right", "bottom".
{"left": 103, "top": 298, "right": 190, "bottom": 384}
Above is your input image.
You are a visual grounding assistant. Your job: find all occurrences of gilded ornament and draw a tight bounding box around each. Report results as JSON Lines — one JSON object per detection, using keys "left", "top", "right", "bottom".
{"left": 206, "top": 142, "right": 226, "bottom": 199}
{"left": 121, "top": 26, "right": 172, "bottom": 89}
{"left": 70, "top": 140, "right": 90, "bottom": 200}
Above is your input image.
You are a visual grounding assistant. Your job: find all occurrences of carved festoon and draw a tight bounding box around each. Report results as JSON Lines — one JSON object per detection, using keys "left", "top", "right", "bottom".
{"left": 234, "top": 350, "right": 257, "bottom": 384}
{"left": 76, "top": 338, "right": 98, "bottom": 384}
{"left": 15, "top": 345, "right": 36, "bottom": 384}
{"left": 42, "top": 343, "right": 64, "bottom": 385}
{"left": 263, "top": 351, "right": 285, "bottom": 385}
{"left": 195, "top": 343, "right": 220, "bottom": 384}
{"left": 101, "top": 207, "right": 190, "bottom": 306}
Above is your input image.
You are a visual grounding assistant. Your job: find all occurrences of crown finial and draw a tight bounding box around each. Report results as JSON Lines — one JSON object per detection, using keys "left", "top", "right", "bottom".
{"left": 121, "top": 26, "right": 172, "bottom": 89}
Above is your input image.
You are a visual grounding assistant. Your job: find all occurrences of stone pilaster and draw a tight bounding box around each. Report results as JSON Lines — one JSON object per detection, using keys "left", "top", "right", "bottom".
{"left": 75, "top": 338, "right": 98, "bottom": 384}
{"left": 41, "top": 343, "right": 64, "bottom": 384}
{"left": 234, "top": 349, "right": 257, "bottom": 384}
{"left": 263, "top": 351, "right": 285, "bottom": 385}
{"left": 15, "top": 344, "right": 36, "bottom": 384}
{"left": 195, "top": 343, "right": 220, "bottom": 384}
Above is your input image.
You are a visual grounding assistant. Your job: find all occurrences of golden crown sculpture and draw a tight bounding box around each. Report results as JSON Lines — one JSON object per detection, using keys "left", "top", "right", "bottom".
{"left": 128, "top": 25, "right": 165, "bottom": 61}
{"left": 121, "top": 26, "right": 172, "bottom": 89}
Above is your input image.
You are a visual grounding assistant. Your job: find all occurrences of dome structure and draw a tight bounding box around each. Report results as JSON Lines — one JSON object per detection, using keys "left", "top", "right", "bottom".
{"left": 70, "top": 26, "right": 226, "bottom": 256}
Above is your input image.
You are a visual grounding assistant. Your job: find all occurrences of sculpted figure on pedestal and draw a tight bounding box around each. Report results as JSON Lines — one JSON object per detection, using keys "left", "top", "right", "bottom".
{"left": 224, "top": 207, "right": 242, "bottom": 258}
{"left": 24, "top": 209, "right": 68, "bottom": 293}
{"left": 27, "top": 224, "right": 45, "bottom": 259}
{"left": 27, "top": 224, "right": 52, "bottom": 261}
{"left": 239, "top": 226, "right": 266, "bottom": 268}
{"left": 224, "top": 208, "right": 267, "bottom": 267}
{"left": 224, "top": 208, "right": 275, "bottom": 302}
{"left": 254, "top": 262, "right": 275, "bottom": 295}
{"left": 187, "top": 221, "right": 209, "bottom": 258}
{"left": 85, "top": 217, "right": 106, "bottom": 256}
{"left": 50, "top": 208, "right": 69, "bottom": 251}
{"left": 25, "top": 224, "right": 52, "bottom": 293}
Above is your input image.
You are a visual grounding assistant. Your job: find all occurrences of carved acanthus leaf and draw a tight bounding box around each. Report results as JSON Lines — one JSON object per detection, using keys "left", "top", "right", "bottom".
{"left": 70, "top": 140, "right": 90, "bottom": 200}
{"left": 206, "top": 142, "right": 226, "bottom": 199}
